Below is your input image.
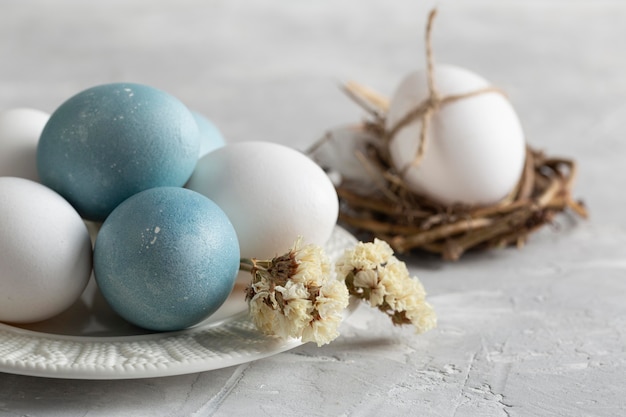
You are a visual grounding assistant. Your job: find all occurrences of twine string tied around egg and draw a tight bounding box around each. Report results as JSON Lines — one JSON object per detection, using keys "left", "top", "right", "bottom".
{"left": 308, "top": 7, "right": 588, "bottom": 260}
{"left": 386, "top": 9, "right": 506, "bottom": 176}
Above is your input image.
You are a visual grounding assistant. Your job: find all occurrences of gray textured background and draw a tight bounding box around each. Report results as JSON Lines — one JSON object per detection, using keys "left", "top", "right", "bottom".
{"left": 1, "top": 1, "right": 625, "bottom": 416}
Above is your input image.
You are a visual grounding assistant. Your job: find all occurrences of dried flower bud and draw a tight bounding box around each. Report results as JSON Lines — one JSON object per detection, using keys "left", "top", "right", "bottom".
{"left": 336, "top": 238, "right": 437, "bottom": 333}
{"left": 244, "top": 239, "right": 349, "bottom": 347}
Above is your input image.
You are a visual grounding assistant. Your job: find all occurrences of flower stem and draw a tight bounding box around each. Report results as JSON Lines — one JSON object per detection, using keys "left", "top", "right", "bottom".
{"left": 239, "top": 258, "right": 255, "bottom": 272}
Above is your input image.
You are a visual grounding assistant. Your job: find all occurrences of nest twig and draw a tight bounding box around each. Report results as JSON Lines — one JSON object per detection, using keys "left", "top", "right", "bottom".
{"left": 316, "top": 81, "right": 588, "bottom": 261}
{"left": 310, "top": 9, "right": 587, "bottom": 260}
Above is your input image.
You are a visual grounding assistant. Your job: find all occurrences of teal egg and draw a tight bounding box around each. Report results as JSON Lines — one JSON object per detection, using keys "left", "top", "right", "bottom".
{"left": 37, "top": 83, "right": 200, "bottom": 221}
{"left": 192, "top": 111, "right": 225, "bottom": 158}
{"left": 93, "top": 187, "right": 240, "bottom": 332}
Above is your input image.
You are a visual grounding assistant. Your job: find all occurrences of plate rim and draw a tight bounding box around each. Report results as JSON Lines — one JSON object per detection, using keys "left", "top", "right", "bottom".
{"left": 0, "top": 312, "right": 305, "bottom": 380}
{"left": 0, "top": 226, "right": 358, "bottom": 380}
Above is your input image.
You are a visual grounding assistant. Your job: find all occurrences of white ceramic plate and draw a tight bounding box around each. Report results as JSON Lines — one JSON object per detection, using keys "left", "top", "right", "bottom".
{"left": 0, "top": 226, "right": 357, "bottom": 380}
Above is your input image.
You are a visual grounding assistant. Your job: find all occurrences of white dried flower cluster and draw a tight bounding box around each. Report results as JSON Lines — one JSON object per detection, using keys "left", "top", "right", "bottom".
{"left": 336, "top": 238, "right": 437, "bottom": 333}
{"left": 245, "top": 241, "right": 349, "bottom": 347}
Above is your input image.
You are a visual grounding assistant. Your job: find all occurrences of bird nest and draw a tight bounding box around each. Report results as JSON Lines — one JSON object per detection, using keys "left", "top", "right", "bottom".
{"left": 309, "top": 80, "right": 588, "bottom": 261}
{"left": 309, "top": 10, "right": 587, "bottom": 260}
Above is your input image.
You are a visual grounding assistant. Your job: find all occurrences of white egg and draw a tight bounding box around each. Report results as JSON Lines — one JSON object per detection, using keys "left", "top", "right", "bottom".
{"left": 0, "top": 108, "right": 50, "bottom": 181}
{"left": 309, "top": 124, "right": 382, "bottom": 189}
{"left": 187, "top": 141, "right": 339, "bottom": 259}
{"left": 0, "top": 177, "right": 92, "bottom": 323}
{"left": 386, "top": 65, "right": 526, "bottom": 206}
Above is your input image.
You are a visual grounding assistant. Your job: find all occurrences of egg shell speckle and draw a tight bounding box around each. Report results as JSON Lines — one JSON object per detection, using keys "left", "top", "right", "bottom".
{"left": 386, "top": 65, "right": 526, "bottom": 206}
{"left": 37, "top": 83, "right": 200, "bottom": 221}
{"left": 187, "top": 141, "right": 339, "bottom": 260}
{"left": 93, "top": 187, "right": 240, "bottom": 332}
{"left": 0, "top": 177, "right": 92, "bottom": 323}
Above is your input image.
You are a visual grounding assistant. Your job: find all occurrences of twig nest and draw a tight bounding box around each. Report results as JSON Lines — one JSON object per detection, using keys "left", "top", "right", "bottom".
{"left": 308, "top": 80, "right": 588, "bottom": 260}
{"left": 308, "top": 9, "right": 587, "bottom": 260}
{"left": 386, "top": 65, "right": 526, "bottom": 206}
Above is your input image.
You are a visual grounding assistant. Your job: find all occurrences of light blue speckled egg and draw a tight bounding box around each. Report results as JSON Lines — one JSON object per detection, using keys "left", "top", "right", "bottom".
{"left": 192, "top": 111, "right": 225, "bottom": 158}
{"left": 37, "top": 83, "right": 200, "bottom": 221}
{"left": 93, "top": 187, "right": 240, "bottom": 332}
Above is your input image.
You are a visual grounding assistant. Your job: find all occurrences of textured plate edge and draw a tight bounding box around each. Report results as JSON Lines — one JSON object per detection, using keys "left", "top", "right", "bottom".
{"left": 0, "top": 226, "right": 358, "bottom": 380}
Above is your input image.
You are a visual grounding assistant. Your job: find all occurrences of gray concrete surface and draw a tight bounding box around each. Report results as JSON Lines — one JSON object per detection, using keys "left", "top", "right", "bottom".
{"left": 0, "top": 1, "right": 624, "bottom": 416}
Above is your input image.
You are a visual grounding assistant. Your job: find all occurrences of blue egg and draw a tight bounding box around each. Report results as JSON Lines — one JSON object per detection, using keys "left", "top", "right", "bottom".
{"left": 37, "top": 83, "right": 200, "bottom": 221}
{"left": 93, "top": 187, "right": 240, "bottom": 332}
{"left": 192, "top": 111, "right": 225, "bottom": 158}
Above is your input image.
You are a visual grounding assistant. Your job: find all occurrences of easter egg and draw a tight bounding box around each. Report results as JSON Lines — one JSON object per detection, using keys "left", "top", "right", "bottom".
{"left": 0, "top": 108, "right": 49, "bottom": 181}
{"left": 0, "top": 177, "right": 92, "bottom": 323}
{"left": 192, "top": 111, "right": 225, "bottom": 158}
{"left": 386, "top": 65, "right": 526, "bottom": 206}
{"left": 187, "top": 141, "right": 339, "bottom": 260}
{"left": 37, "top": 83, "right": 200, "bottom": 221}
{"left": 93, "top": 187, "right": 240, "bottom": 331}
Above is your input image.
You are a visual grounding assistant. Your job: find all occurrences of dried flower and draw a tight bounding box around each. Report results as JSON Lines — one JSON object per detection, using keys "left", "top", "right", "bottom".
{"left": 242, "top": 239, "right": 349, "bottom": 347}
{"left": 336, "top": 238, "right": 437, "bottom": 333}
